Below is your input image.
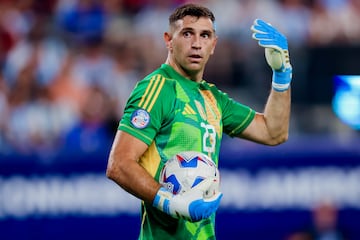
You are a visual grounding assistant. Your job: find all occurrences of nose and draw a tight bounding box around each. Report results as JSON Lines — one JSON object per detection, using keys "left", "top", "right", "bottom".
{"left": 191, "top": 35, "right": 201, "bottom": 49}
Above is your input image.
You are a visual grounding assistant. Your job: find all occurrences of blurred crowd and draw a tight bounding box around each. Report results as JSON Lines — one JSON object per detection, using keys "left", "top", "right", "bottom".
{"left": 0, "top": 0, "right": 359, "bottom": 156}
{"left": 286, "top": 200, "right": 350, "bottom": 240}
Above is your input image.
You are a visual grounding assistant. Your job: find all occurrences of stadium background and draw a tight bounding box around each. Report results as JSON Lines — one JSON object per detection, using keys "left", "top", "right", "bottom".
{"left": 0, "top": 0, "right": 359, "bottom": 239}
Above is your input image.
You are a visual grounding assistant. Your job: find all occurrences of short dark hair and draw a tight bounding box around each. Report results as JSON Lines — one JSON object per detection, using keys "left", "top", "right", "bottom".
{"left": 169, "top": 3, "right": 215, "bottom": 26}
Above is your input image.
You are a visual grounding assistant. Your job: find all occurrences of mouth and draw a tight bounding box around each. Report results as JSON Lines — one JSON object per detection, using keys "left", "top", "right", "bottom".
{"left": 188, "top": 54, "right": 202, "bottom": 62}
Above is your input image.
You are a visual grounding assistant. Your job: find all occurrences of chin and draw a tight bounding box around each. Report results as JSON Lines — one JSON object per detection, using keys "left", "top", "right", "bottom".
{"left": 186, "top": 62, "right": 203, "bottom": 71}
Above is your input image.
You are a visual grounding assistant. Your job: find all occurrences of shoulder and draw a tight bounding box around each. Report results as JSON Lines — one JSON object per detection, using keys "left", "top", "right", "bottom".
{"left": 135, "top": 68, "right": 176, "bottom": 91}
{"left": 134, "top": 69, "right": 177, "bottom": 95}
{"left": 127, "top": 69, "right": 178, "bottom": 113}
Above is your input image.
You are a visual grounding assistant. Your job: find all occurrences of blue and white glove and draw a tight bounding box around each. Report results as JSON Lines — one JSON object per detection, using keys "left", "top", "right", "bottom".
{"left": 152, "top": 177, "right": 223, "bottom": 222}
{"left": 251, "top": 19, "right": 292, "bottom": 92}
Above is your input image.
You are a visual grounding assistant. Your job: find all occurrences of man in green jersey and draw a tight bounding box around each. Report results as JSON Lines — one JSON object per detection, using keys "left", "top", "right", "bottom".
{"left": 106, "top": 3, "right": 292, "bottom": 239}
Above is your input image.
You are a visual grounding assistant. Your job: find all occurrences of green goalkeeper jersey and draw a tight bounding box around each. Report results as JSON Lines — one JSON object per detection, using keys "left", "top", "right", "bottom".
{"left": 118, "top": 64, "right": 255, "bottom": 240}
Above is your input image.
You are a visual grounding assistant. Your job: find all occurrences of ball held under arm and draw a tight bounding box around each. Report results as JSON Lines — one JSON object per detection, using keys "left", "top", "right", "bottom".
{"left": 153, "top": 177, "right": 223, "bottom": 222}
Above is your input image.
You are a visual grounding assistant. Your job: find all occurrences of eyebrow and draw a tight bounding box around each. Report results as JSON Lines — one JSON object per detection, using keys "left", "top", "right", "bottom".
{"left": 181, "top": 27, "right": 214, "bottom": 35}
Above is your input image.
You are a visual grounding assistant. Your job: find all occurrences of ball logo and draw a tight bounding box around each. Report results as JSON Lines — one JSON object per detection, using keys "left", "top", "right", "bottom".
{"left": 162, "top": 174, "right": 180, "bottom": 194}
{"left": 131, "top": 109, "right": 150, "bottom": 129}
{"left": 177, "top": 155, "right": 208, "bottom": 168}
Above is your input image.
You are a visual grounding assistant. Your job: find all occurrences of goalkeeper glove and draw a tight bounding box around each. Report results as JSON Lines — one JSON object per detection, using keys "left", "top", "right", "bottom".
{"left": 152, "top": 177, "right": 223, "bottom": 222}
{"left": 251, "top": 19, "right": 292, "bottom": 92}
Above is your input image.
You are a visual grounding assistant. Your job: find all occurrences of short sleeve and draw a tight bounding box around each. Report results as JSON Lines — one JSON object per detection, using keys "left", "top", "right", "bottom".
{"left": 215, "top": 88, "right": 255, "bottom": 137}
{"left": 119, "top": 75, "right": 175, "bottom": 145}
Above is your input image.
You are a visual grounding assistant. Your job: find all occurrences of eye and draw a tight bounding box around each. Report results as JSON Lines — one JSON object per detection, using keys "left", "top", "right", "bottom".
{"left": 202, "top": 34, "right": 209, "bottom": 39}
{"left": 201, "top": 32, "right": 211, "bottom": 39}
{"left": 183, "top": 31, "right": 192, "bottom": 38}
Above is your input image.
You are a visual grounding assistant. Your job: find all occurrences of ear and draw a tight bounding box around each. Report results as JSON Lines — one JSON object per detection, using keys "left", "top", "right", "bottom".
{"left": 164, "top": 32, "right": 172, "bottom": 50}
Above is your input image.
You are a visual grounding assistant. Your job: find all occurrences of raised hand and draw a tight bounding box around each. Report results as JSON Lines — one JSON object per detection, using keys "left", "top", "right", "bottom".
{"left": 251, "top": 19, "right": 292, "bottom": 92}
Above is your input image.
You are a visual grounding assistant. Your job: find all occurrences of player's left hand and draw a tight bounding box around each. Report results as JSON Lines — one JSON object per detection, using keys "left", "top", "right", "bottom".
{"left": 153, "top": 177, "right": 223, "bottom": 222}
{"left": 251, "top": 19, "right": 292, "bottom": 92}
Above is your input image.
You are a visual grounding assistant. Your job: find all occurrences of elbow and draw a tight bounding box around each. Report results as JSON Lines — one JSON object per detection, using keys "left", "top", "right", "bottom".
{"left": 275, "top": 135, "right": 289, "bottom": 146}
{"left": 106, "top": 164, "right": 118, "bottom": 183}
{"left": 269, "top": 132, "right": 289, "bottom": 146}
{"left": 106, "top": 154, "right": 124, "bottom": 183}
{"left": 106, "top": 161, "right": 128, "bottom": 188}
{"left": 106, "top": 150, "right": 136, "bottom": 190}
{"left": 106, "top": 165, "right": 116, "bottom": 181}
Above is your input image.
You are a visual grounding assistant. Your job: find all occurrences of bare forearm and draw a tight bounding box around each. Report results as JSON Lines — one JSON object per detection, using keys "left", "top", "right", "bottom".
{"left": 107, "top": 158, "right": 160, "bottom": 203}
{"left": 263, "top": 88, "right": 291, "bottom": 143}
{"left": 106, "top": 131, "right": 161, "bottom": 203}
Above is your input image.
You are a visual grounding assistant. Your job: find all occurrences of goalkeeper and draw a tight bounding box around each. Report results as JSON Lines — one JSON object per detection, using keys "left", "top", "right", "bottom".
{"left": 106, "top": 3, "right": 292, "bottom": 240}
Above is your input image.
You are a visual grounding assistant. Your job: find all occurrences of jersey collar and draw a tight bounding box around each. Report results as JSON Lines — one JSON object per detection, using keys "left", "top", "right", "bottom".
{"left": 161, "top": 64, "right": 208, "bottom": 90}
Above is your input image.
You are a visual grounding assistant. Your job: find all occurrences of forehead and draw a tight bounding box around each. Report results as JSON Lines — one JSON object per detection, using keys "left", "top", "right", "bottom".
{"left": 173, "top": 16, "right": 215, "bottom": 32}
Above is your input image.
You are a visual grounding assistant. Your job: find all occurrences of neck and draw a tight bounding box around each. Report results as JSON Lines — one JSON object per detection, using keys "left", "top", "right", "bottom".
{"left": 165, "top": 56, "right": 203, "bottom": 82}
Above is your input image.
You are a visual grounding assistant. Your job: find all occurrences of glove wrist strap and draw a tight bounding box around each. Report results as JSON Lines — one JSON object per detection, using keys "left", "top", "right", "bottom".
{"left": 153, "top": 187, "right": 171, "bottom": 214}
{"left": 272, "top": 67, "right": 292, "bottom": 92}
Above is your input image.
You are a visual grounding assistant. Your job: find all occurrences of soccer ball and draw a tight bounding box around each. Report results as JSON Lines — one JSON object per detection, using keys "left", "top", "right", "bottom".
{"left": 159, "top": 151, "right": 220, "bottom": 198}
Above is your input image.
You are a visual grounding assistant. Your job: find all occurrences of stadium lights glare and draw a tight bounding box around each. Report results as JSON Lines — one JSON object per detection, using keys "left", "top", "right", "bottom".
{"left": 332, "top": 75, "right": 360, "bottom": 130}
